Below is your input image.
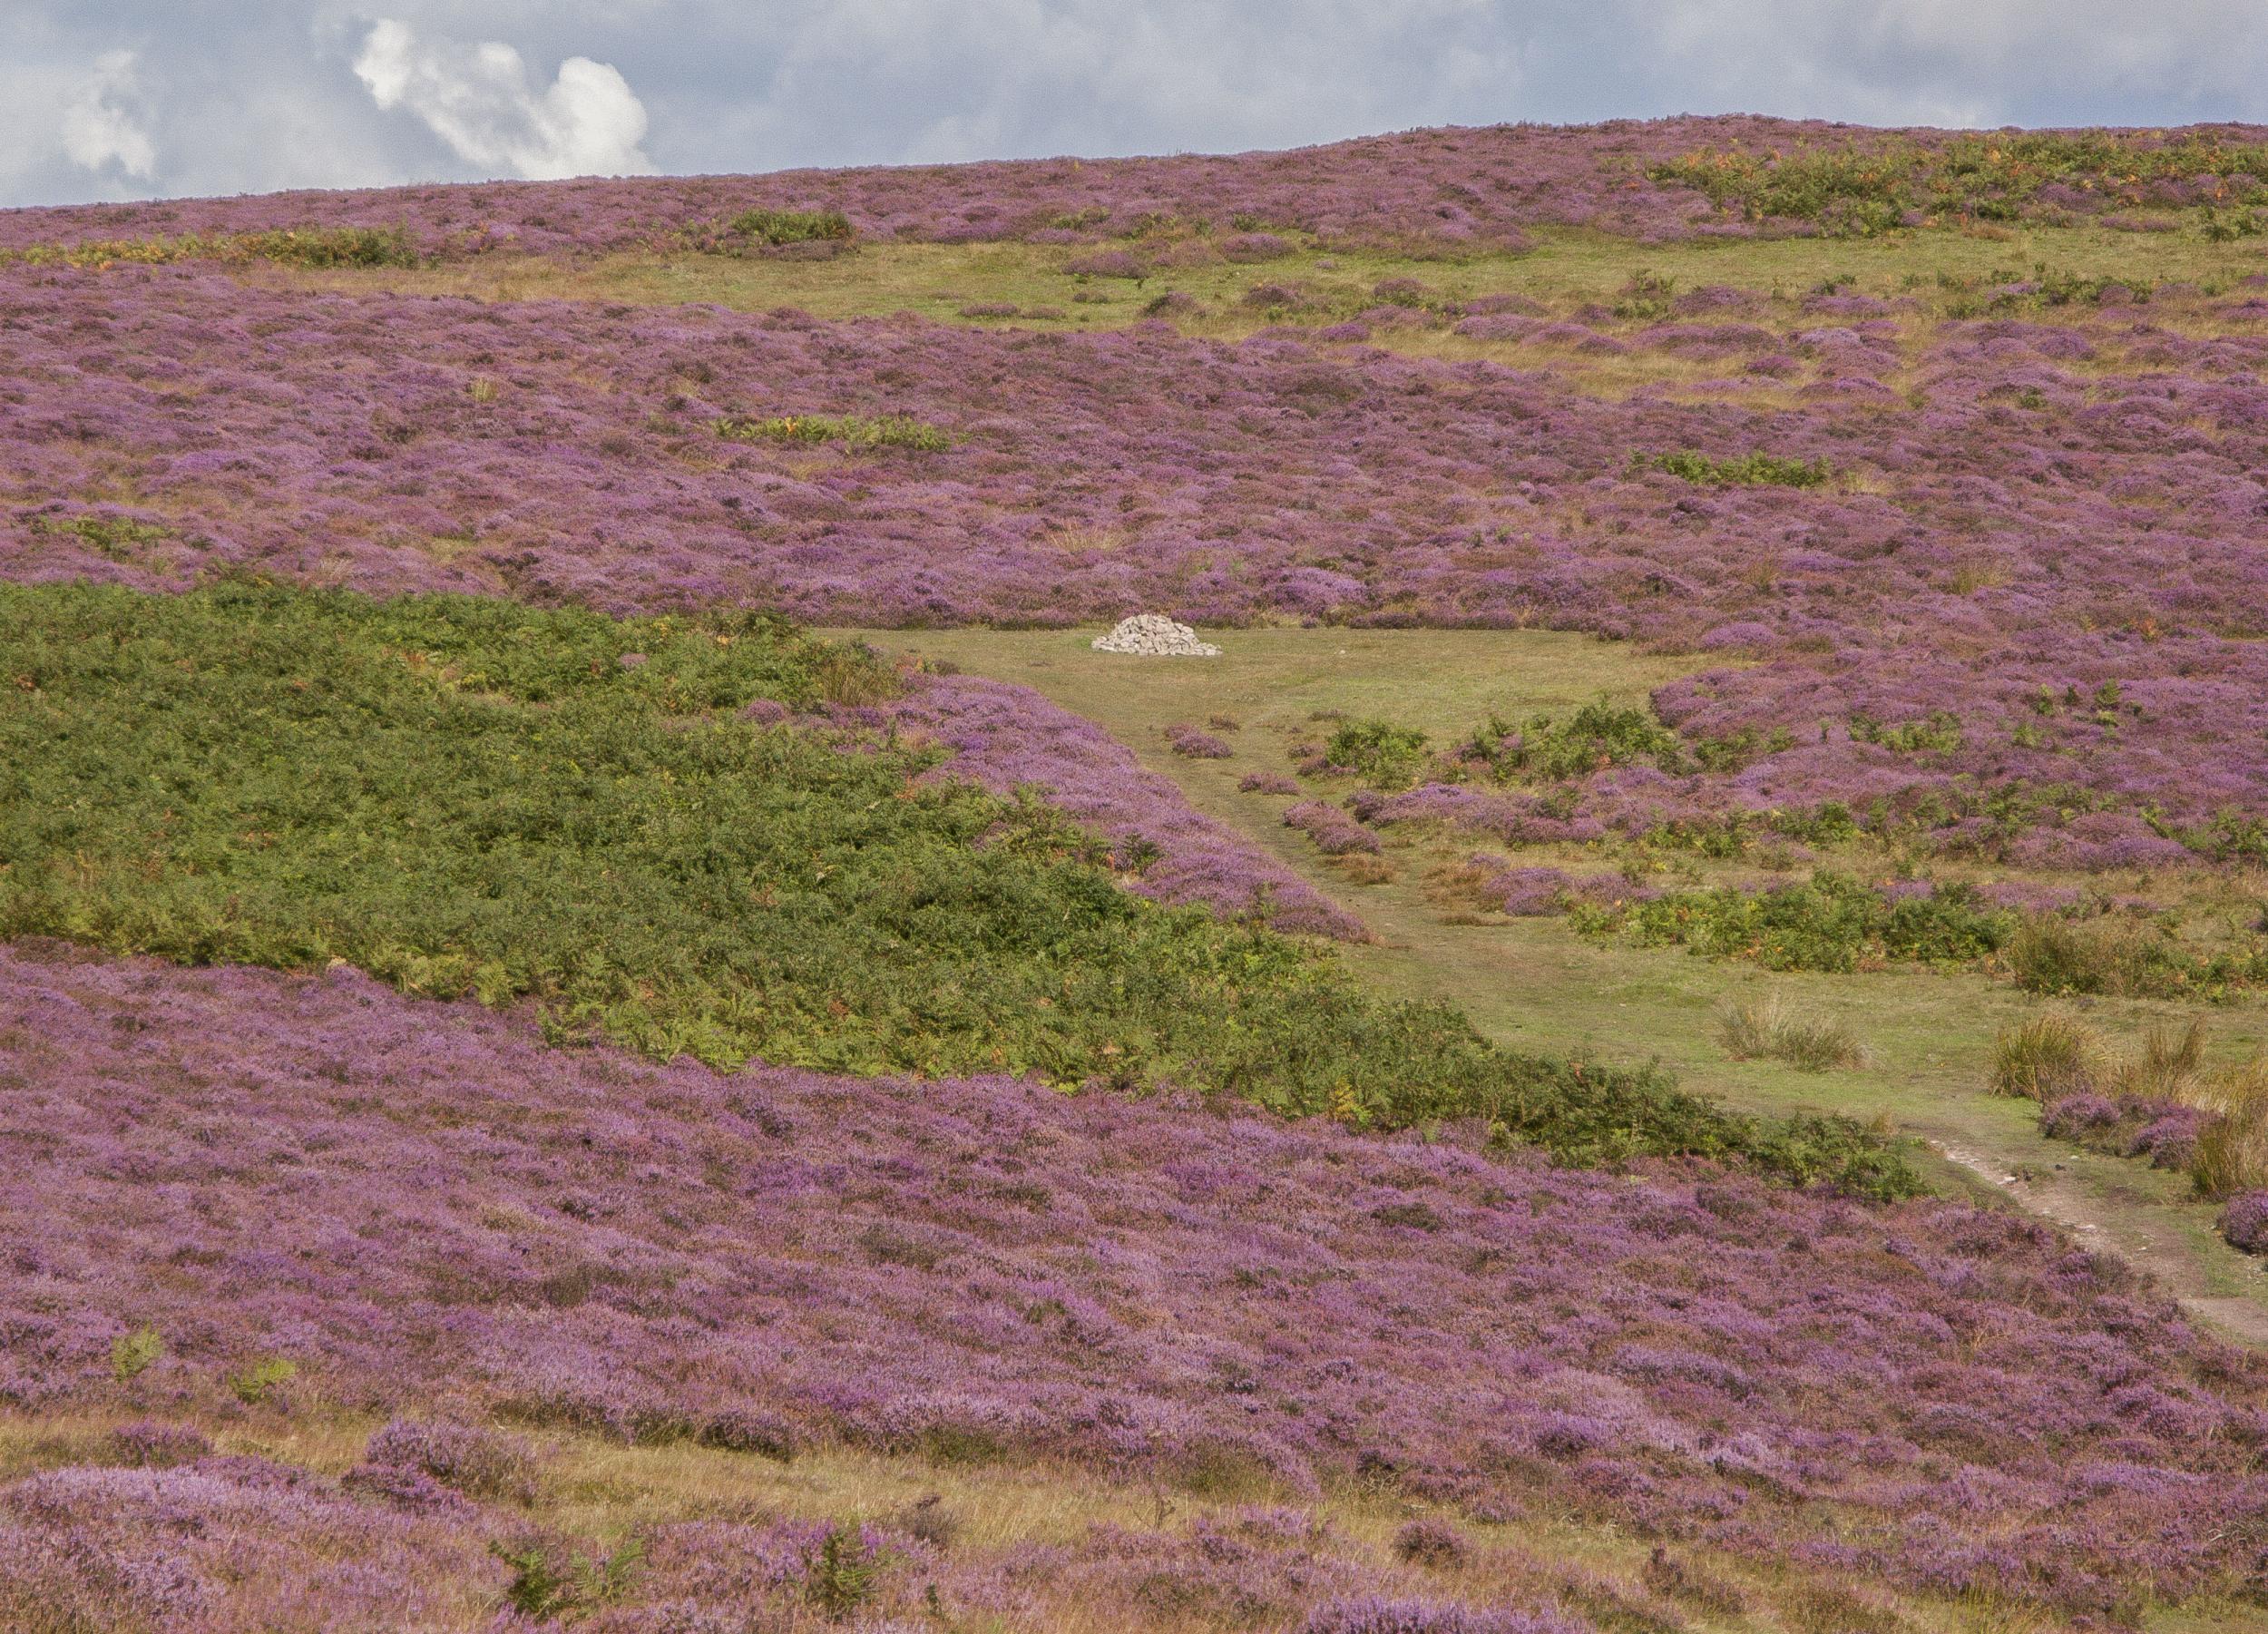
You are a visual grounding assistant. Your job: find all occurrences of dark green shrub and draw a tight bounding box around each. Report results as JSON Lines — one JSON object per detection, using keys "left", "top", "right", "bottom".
{"left": 806, "top": 1525, "right": 881, "bottom": 1619}
{"left": 1323, "top": 719, "right": 1431, "bottom": 788}
{"left": 1463, "top": 698, "right": 1684, "bottom": 783}
{"left": 2, "top": 226, "right": 420, "bottom": 270}
{"left": 1637, "top": 450, "right": 1833, "bottom": 488}
{"left": 1572, "top": 874, "right": 2010, "bottom": 974}
{"left": 726, "top": 208, "right": 854, "bottom": 246}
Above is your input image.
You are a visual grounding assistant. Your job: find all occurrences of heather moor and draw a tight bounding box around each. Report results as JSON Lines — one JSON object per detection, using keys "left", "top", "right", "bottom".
{"left": 5, "top": 116, "right": 2268, "bottom": 1632}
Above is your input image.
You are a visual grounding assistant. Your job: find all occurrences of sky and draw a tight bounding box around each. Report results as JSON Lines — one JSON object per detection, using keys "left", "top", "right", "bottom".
{"left": 5, "top": 2, "right": 2268, "bottom": 209}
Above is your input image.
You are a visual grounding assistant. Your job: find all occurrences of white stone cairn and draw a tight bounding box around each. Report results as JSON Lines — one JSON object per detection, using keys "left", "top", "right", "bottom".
{"left": 1090, "top": 613, "right": 1222, "bottom": 657}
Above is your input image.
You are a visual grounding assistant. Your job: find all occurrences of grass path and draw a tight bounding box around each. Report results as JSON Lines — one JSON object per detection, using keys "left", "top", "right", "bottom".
{"left": 846, "top": 624, "right": 2268, "bottom": 1345}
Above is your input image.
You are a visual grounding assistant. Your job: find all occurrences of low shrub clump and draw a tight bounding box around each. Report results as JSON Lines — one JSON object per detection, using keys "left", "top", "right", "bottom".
{"left": 1, "top": 225, "right": 420, "bottom": 270}
{"left": 715, "top": 413, "right": 951, "bottom": 451}
{"left": 0, "top": 582, "right": 1916, "bottom": 1197}
{"left": 1716, "top": 996, "right": 1866, "bottom": 1071}
{"left": 1569, "top": 873, "right": 2010, "bottom": 974}
{"left": 1460, "top": 699, "right": 1684, "bottom": 781}
{"left": 1321, "top": 719, "right": 1432, "bottom": 788}
{"left": 689, "top": 207, "right": 855, "bottom": 253}
{"left": 1636, "top": 449, "right": 1832, "bottom": 488}
{"left": 2002, "top": 915, "right": 2268, "bottom": 1001}
{"left": 1166, "top": 722, "right": 1233, "bottom": 758}
{"left": 2222, "top": 1190, "right": 2268, "bottom": 1254}
{"left": 1284, "top": 800, "right": 1383, "bottom": 857}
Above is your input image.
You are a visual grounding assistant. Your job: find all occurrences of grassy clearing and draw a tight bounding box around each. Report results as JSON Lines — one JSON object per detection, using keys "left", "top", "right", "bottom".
{"left": 240, "top": 219, "right": 2268, "bottom": 343}
{"left": 855, "top": 624, "right": 2268, "bottom": 1334}
{"left": 0, "top": 583, "right": 1911, "bottom": 1191}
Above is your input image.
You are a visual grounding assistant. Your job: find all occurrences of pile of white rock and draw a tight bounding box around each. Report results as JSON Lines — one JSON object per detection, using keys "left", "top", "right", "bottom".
{"left": 1090, "top": 613, "right": 1222, "bottom": 657}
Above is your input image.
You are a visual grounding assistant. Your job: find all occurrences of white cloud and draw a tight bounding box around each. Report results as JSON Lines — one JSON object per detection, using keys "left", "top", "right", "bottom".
{"left": 58, "top": 48, "right": 156, "bottom": 179}
{"left": 8, "top": 2, "right": 2268, "bottom": 208}
{"left": 352, "top": 17, "right": 654, "bottom": 180}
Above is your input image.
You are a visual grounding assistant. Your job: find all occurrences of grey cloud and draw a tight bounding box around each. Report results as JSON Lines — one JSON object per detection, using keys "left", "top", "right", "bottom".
{"left": 4, "top": 1, "right": 2266, "bottom": 209}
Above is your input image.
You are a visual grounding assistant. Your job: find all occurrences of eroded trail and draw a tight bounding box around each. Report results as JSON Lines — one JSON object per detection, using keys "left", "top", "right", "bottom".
{"left": 1938, "top": 1144, "right": 2268, "bottom": 1346}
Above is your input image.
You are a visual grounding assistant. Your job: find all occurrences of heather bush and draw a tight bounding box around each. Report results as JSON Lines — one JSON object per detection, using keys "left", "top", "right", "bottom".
{"left": 0, "top": 584, "right": 1911, "bottom": 1192}
{"left": 1716, "top": 996, "right": 1865, "bottom": 1071}
{"left": 1391, "top": 1518, "right": 1471, "bottom": 1569}
{"left": 2222, "top": 1189, "right": 2268, "bottom": 1253}
{"left": 714, "top": 412, "right": 950, "bottom": 451}
{"left": 1167, "top": 723, "right": 1233, "bottom": 758}
{"left": 108, "top": 1422, "right": 211, "bottom": 1468}
{"left": 1303, "top": 1598, "right": 1582, "bottom": 1634}
{"left": 364, "top": 1419, "right": 537, "bottom": 1502}
{"left": 1285, "top": 800, "right": 1383, "bottom": 857}
{"left": 2039, "top": 1091, "right": 2121, "bottom": 1139}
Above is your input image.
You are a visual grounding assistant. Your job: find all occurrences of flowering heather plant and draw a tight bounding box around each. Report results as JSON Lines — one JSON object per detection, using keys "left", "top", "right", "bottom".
{"left": 2223, "top": 1190, "right": 2268, "bottom": 1254}
{"left": 361, "top": 1420, "right": 538, "bottom": 1503}
{"left": 0, "top": 946, "right": 2261, "bottom": 1614}
{"left": 1285, "top": 800, "right": 1383, "bottom": 857}
{"left": 1165, "top": 722, "right": 1234, "bottom": 758}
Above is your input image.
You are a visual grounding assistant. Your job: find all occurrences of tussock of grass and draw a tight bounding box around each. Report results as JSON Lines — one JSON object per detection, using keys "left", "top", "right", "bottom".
{"left": 1989, "top": 1013, "right": 2111, "bottom": 1100}
{"left": 1716, "top": 996, "right": 1866, "bottom": 1071}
